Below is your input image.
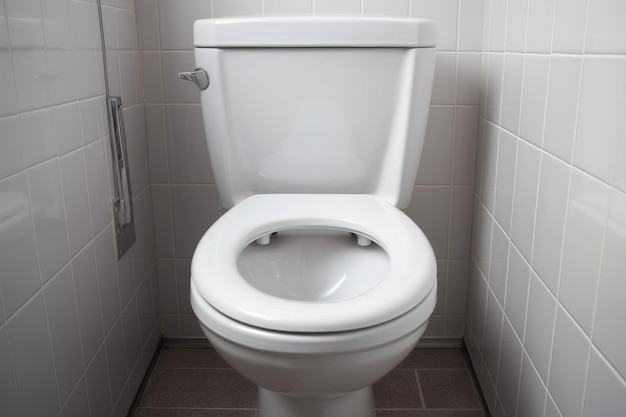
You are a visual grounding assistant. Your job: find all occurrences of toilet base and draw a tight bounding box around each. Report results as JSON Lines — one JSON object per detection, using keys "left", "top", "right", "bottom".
{"left": 258, "top": 386, "right": 376, "bottom": 417}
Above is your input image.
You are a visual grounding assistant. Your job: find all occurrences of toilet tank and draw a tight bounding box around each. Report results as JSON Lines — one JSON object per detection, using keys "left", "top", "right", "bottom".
{"left": 193, "top": 17, "right": 437, "bottom": 209}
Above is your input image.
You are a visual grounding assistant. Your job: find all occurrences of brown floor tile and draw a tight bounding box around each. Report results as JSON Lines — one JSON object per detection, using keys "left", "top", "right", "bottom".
{"left": 140, "top": 369, "right": 256, "bottom": 408}
{"left": 135, "top": 409, "right": 256, "bottom": 417}
{"left": 373, "top": 370, "right": 423, "bottom": 409}
{"left": 377, "top": 411, "right": 484, "bottom": 417}
{"left": 418, "top": 370, "right": 482, "bottom": 409}
{"left": 398, "top": 349, "right": 468, "bottom": 370}
{"left": 132, "top": 348, "right": 487, "bottom": 417}
{"left": 157, "top": 348, "right": 231, "bottom": 369}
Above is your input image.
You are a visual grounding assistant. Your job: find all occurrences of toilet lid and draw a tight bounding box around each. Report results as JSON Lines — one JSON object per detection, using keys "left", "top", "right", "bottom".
{"left": 191, "top": 194, "right": 437, "bottom": 332}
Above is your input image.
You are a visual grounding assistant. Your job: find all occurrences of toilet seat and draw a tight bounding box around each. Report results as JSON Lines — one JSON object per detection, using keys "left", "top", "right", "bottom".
{"left": 191, "top": 194, "right": 436, "bottom": 333}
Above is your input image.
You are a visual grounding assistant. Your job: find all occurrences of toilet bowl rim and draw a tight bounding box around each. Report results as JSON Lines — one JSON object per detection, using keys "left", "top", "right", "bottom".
{"left": 190, "top": 278, "right": 437, "bottom": 354}
{"left": 191, "top": 194, "right": 437, "bottom": 332}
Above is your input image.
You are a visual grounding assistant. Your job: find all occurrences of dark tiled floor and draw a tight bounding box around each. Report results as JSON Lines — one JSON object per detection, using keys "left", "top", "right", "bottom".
{"left": 134, "top": 347, "right": 487, "bottom": 417}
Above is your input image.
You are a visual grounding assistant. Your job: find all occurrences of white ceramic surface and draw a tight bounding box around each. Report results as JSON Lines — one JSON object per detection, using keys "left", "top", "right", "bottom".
{"left": 194, "top": 17, "right": 436, "bottom": 209}
{"left": 192, "top": 194, "right": 436, "bottom": 332}
{"left": 194, "top": 16, "right": 436, "bottom": 47}
{"left": 191, "top": 279, "right": 435, "bottom": 417}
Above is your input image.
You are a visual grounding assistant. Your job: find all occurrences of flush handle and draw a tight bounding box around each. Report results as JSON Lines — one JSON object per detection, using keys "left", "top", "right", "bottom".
{"left": 177, "top": 68, "right": 210, "bottom": 90}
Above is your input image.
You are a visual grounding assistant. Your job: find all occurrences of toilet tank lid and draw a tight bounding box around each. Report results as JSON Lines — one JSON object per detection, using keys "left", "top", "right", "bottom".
{"left": 194, "top": 17, "right": 437, "bottom": 48}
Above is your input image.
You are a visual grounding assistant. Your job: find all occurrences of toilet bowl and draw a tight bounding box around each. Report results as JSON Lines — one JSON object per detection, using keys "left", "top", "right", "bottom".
{"left": 184, "top": 16, "right": 438, "bottom": 417}
{"left": 191, "top": 194, "right": 436, "bottom": 417}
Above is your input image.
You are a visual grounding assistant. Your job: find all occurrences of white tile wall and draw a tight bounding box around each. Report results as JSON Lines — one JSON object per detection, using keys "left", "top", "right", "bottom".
{"left": 0, "top": 0, "right": 159, "bottom": 416}
{"left": 139, "top": 0, "right": 483, "bottom": 339}
{"left": 466, "top": 1, "right": 626, "bottom": 416}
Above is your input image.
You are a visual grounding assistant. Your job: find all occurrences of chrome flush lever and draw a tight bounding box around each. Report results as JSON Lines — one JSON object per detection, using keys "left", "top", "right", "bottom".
{"left": 177, "top": 68, "right": 210, "bottom": 90}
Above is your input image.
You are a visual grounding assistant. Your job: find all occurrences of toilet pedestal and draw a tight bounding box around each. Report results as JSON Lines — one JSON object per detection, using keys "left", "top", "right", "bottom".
{"left": 258, "top": 386, "right": 376, "bottom": 417}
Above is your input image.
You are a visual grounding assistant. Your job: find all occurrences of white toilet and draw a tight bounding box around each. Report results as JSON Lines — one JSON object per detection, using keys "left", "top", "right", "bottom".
{"left": 187, "top": 17, "right": 438, "bottom": 417}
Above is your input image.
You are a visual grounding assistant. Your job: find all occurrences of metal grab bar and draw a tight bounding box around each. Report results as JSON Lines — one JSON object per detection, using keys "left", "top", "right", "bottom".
{"left": 108, "top": 96, "right": 136, "bottom": 258}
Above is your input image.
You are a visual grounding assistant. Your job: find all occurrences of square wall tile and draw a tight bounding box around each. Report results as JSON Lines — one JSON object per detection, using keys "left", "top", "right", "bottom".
{"left": 447, "top": 260, "right": 470, "bottom": 315}
{"left": 12, "top": 49, "right": 49, "bottom": 112}
{"left": 548, "top": 306, "right": 590, "bottom": 417}
{"left": 431, "top": 53, "right": 458, "bottom": 105}
{"left": 505, "top": 0, "right": 529, "bottom": 52}
{"left": 0, "top": 116, "right": 23, "bottom": 179}
{"left": 59, "top": 378, "right": 91, "bottom": 417}
{"left": 94, "top": 226, "right": 122, "bottom": 334}
{"left": 5, "top": 0, "right": 44, "bottom": 48}
{"left": 362, "top": 0, "right": 408, "bottom": 17}
{"left": 523, "top": 271, "right": 556, "bottom": 382}
{"left": 0, "top": 47, "right": 18, "bottom": 116}
{"left": 416, "top": 106, "right": 455, "bottom": 184}
{"left": 158, "top": 0, "right": 211, "bottom": 50}
{"left": 165, "top": 104, "right": 213, "bottom": 184}
{"left": 0, "top": 173, "right": 40, "bottom": 318}
{"left": 500, "top": 53, "right": 524, "bottom": 135}
{"left": 314, "top": 0, "right": 361, "bottom": 15}
{"left": 519, "top": 54, "right": 549, "bottom": 148}
{"left": 212, "top": 0, "right": 262, "bottom": 17}
{"left": 53, "top": 102, "right": 82, "bottom": 156}
{"left": 558, "top": 170, "right": 610, "bottom": 335}
{"left": 504, "top": 244, "right": 530, "bottom": 340}
{"left": 483, "top": 289, "right": 504, "bottom": 380}
{"left": 85, "top": 346, "right": 113, "bottom": 417}
{"left": 582, "top": 347, "right": 626, "bottom": 417}
{"left": 457, "top": 53, "right": 482, "bottom": 105}
{"left": 488, "top": 222, "right": 508, "bottom": 304}
{"left": 593, "top": 190, "right": 626, "bottom": 378}
{"left": 6, "top": 294, "right": 60, "bottom": 417}
{"left": 20, "top": 108, "right": 56, "bottom": 167}
{"left": 479, "top": 122, "right": 498, "bottom": 212}
{"left": 486, "top": 0, "right": 507, "bottom": 52}
{"left": 0, "top": 328, "right": 20, "bottom": 416}
{"left": 59, "top": 150, "right": 92, "bottom": 257}
{"left": 510, "top": 140, "right": 541, "bottom": 262}
{"left": 47, "top": 50, "right": 78, "bottom": 106}
{"left": 574, "top": 57, "right": 626, "bottom": 183}
{"left": 141, "top": 52, "right": 163, "bottom": 103}
{"left": 28, "top": 158, "right": 71, "bottom": 283}
{"left": 406, "top": 186, "right": 451, "bottom": 259}
{"left": 157, "top": 259, "right": 178, "bottom": 314}
{"left": 458, "top": 0, "right": 485, "bottom": 51}
{"left": 264, "top": 0, "right": 313, "bottom": 15}
{"left": 411, "top": 0, "right": 459, "bottom": 51}
{"left": 531, "top": 153, "right": 570, "bottom": 293}
{"left": 494, "top": 130, "right": 517, "bottom": 234}
{"left": 453, "top": 106, "right": 480, "bottom": 186}
{"left": 497, "top": 318, "right": 523, "bottom": 417}
{"left": 475, "top": 204, "right": 493, "bottom": 278}
{"left": 524, "top": 0, "right": 554, "bottom": 53}
{"left": 552, "top": 0, "right": 587, "bottom": 53}
{"left": 135, "top": 0, "right": 160, "bottom": 50}
{"left": 84, "top": 139, "right": 111, "bottom": 236}
{"left": 44, "top": 265, "right": 84, "bottom": 402}
{"left": 145, "top": 105, "right": 170, "bottom": 184}
{"left": 485, "top": 53, "right": 504, "bottom": 125}
{"left": 171, "top": 185, "right": 221, "bottom": 258}
{"left": 543, "top": 55, "right": 582, "bottom": 163}
{"left": 585, "top": 0, "right": 626, "bottom": 54}
{"left": 516, "top": 352, "right": 547, "bottom": 417}
{"left": 72, "top": 243, "right": 105, "bottom": 364}
{"left": 449, "top": 187, "right": 474, "bottom": 259}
